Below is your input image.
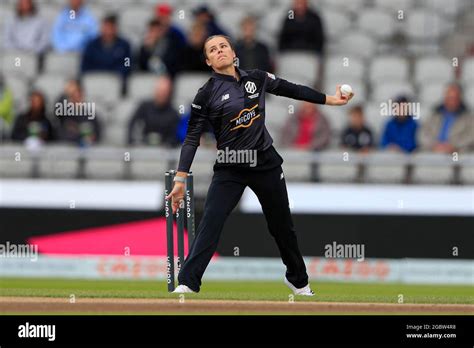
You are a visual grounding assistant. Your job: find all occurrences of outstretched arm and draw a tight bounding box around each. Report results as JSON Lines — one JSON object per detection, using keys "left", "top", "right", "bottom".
{"left": 263, "top": 71, "right": 353, "bottom": 106}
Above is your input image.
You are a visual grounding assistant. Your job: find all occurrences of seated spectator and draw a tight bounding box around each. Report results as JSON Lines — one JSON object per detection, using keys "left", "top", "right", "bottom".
{"left": 281, "top": 101, "right": 330, "bottom": 150}
{"left": 420, "top": 83, "right": 473, "bottom": 153}
{"left": 127, "top": 76, "right": 179, "bottom": 146}
{"left": 0, "top": 74, "right": 14, "bottom": 126}
{"left": 180, "top": 23, "right": 209, "bottom": 72}
{"left": 154, "top": 3, "right": 186, "bottom": 47}
{"left": 11, "top": 91, "right": 56, "bottom": 143}
{"left": 193, "top": 5, "right": 227, "bottom": 37}
{"left": 137, "top": 18, "right": 183, "bottom": 77}
{"left": 278, "top": 0, "right": 325, "bottom": 55}
{"left": 3, "top": 0, "right": 50, "bottom": 53}
{"left": 81, "top": 14, "right": 131, "bottom": 94}
{"left": 55, "top": 79, "right": 101, "bottom": 145}
{"left": 341, "top": 105, "right": 374, "bottom": 152}
{"left": 380, "top": 96, "right": 418, "bottom": 153}
{"left": 52, "top": 0, "right": 98, "bottom": 53}
{"left": 235, "top": 16, "right": 273, "bottom": 72}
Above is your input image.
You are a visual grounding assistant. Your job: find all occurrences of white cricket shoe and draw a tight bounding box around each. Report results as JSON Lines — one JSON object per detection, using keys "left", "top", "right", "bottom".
{"left": 172, "top": 285, "right": 196, "bottom": 294}
{"left": 284, "top": 277, "right": 315, "bottom": 296}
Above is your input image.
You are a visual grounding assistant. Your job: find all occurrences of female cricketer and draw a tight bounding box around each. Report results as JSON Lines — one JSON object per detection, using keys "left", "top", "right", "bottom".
{"left": 166, "top": 35, "right": 353, "bottom": 295}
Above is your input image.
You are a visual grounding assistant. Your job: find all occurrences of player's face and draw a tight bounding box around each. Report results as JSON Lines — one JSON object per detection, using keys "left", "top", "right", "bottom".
{"left": 205, "top": 37, "right": 235, "bottom": 70}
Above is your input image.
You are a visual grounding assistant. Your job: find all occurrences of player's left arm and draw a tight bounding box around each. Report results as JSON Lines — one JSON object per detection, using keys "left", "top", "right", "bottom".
{"left": 262, "top": 70, "right": 353, "bottom": 106}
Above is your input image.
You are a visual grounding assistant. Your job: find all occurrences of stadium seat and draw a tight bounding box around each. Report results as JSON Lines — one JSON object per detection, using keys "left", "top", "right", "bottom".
{"left": 357, "top": 9, "right": 396, "bottom": 40}
{"left": 320, "top": 9, "right": 351, "bottom": 40}
{"left": 276, "top": 52, "right": 320, "bottom": 86}
{"left": 419, "top": 82, "right": 446, "bottom": 112}
{"left": 43, "top": 52, "right": 80, "bottom": 76}
{"left": 33, "top": 74, "right": 68, "bottom": 109}
{"left": 334, "top": 32, "right": 376, "bottom": 60}
{"left": 411, "top": 153, "right": 454, "bottom": 185}
{"left": 173, "top": 73, "right": 211, "bottom": 108}
{"left": 110, "top": 98, "right": 140, "bottom": 128}
{"left": 82, "top": 73, "right": 122, "bottom": 106}
{"left": 461, "top": 57, "right": 474, "bottom": 86}
{"left": 260, "top": 6, "right": 288, "bottom": 38}
{"left": 371, "top": 81, "right": 415, "bottom": 103}
{"left": 128, "top": 74, "right": 158, "bottom": 101}
{"left": 38, "top": 145, "right": 81, "bottom": 179}
{"left": 373, "top": 0, "right": 413, "bottom": 12}
{"left": 424, "top": 0, "right": 469, "bottom": 18}
{"left": 464, "top": 84, "right": 474, "bottom": 111}
{"left": 319, "top": 0, "right": 366, "bottom": 14}
{"left": 218, "top": 7, "right": 248, "bottom": 39}
{"left": 460, "top": 155, "right": 474, "bottom": 185}
{"left": 0, "top": 147, "right": 34, "bottom": 178}
{"left": 325, "top": 55, "right": 365, "bottom": 82}
{"left": 121, "top": 7, "right": 153, "bottom": 41}
{"left": 404, "top": 9, "right": 447, "bottom": 42}
{"left": 414, "top": 57, "right": 454, "bottom": 86}
{"left": 38, "top": 4, "right": 60, "bottom": 24}
{"left": 265, "top": 97, "right": 292, "bottom": 133}
{"left": 1, "top": 52, "right": 38, "bottom": 79}
{"left": 321, "top": 104, "right": 347, "bottom": 135}
{"left": 364, "top": 152, "right": 408, "bottom": 184}
{"left": 369, "top": 56, "right": 409, "bottom": 84}
{"left": 3, "top": 74, "right": 29, "bottom": 111}
{"left": 363, "top": 101, "right": 388, "bottom": 137}
{"left": 318, "top": 162, "right": 359, "bottom": 183}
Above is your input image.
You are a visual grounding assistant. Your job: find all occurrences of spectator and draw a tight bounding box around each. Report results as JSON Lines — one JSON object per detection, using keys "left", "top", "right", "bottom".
{"left": 11, "top": 91, "right": 56, "bottom": 142}
{"left": 137, "top": 18, "right": 183, "bottom": 77}
{"left": 281, "top": 101, "right": 330, "bottom": 150}
{"left": 341, "top": 105, "right": 374, "bottom": 152}
{"left": 55, "top": 79, "right": 101, "bottom": 145}
{"left": 380, "top": 96, "right": 418, "bottom": 153}
{"left": 81, "top": 14, "right": 131, "bottom": 93}
{"left": 154, "top": 3, "right": 186, "bottom": 47}
{"left": 235, "top": 16, "right": 273, "bottom": 72}
{"left": 420, "top": 83, "right": 473, "bottom": 153}
{"left": 3, "top": 0, "right": 50, "bottom": 53}
{"left": 127, "top": 76, "right": 180, "bottom": 146}
{"left": 0, "top": 74, "right": 14, "bottom": 126}
{"left": 193, "top": 5, "right": 227, "bottom": 37}
{"left": 278, "top": 0, "right": 325, "bottom": 55}
{"left": 180, "top": 23, "right": 209, "bottom": 72}
{"left": 52, "top": 0, "right": 99, "bottom": 53}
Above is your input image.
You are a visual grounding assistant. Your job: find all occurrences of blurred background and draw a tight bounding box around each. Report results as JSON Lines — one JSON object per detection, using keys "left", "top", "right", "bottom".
{"left": 0, "top": 0, "right": 472, "bottom": 285}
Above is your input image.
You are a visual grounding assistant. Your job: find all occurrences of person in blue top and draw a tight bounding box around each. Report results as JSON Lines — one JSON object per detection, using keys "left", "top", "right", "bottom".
{"left": 51, "top": 0, "right": 98, "bottom": 53}
{"left": 380, "top": 96, "right": 418, "bottom": 153}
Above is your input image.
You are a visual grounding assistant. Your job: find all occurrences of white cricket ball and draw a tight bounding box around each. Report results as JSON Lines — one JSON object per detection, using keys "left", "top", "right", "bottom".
{"left": 340, "top": 84, "right": 353, "bottom": 97}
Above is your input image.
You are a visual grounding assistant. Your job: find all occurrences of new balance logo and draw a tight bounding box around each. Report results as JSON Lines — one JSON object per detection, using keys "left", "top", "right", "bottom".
{"left": 221, "top": 94, "right": 230, "bottom": 101}
{"left": 191, "top": 103, "right": 201, "bottom": 110}
{"left": 280, "top": 172, "right": 284, "bottom": 180}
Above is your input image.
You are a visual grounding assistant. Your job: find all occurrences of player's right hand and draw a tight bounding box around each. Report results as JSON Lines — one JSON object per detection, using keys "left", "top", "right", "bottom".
{"left": 165, "top": 182, "right": 185, "bottom": 214}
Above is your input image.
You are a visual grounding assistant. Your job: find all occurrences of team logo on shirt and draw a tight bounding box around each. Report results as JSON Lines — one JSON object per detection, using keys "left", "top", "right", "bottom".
{"left": 230, "top": 104, "right": 260, "bottom": 131}
{"left": 245, "top": 81, "right": 257, "bottom": 94}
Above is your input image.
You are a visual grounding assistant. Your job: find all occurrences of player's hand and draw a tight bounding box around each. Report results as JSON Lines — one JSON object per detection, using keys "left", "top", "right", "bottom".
{"left": 165, "top": 182, "right": 185, "bottom": 214}
{"left": 326, "top": 85, "right": 354, "bottom": 106}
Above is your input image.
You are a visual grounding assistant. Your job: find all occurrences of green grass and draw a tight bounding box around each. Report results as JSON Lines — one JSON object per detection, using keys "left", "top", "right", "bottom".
{"left": 1, "top": 278, "right": 473, "bottom": 304}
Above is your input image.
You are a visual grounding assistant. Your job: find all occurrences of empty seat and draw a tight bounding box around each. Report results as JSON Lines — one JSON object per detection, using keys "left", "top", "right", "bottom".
{"left": 334, "top": 32, "right": 376, "bottom": 60}
{"left": 3, "top": 74, "right": 29, "bottom": 110}
{"left": 325, "top": 55, "right": 365, "bottom": 81}
{"left": 276, "top": 52, "right": 320, "bottom": 86}
{"left": 464, "top": 84, "right": 474, "bottom": 111}
{"left": 34, "top": 74, "right": 68, "bottom": 107}
{"left": 320, "top": 9, "right": 351, "bottom": 40}
{"left": 371, "top": 81, "right": 415, "bottom": 103}
{"left": 121, "top": 7, "right": 153, "bottom": 40}
{"left": 265, "top": 98, "right": 291, "bottom": 132}
{"left": 357, "top": 9, "right": 396, "bottom": 40}
{"left": 319, "top": 162, "right": 359, "bottom": 183}
{"left": 128, "top": 74, "right": 158, "bottom": 100}
{"left": 414, "top": 57, "right": 454, "bottom": 86}
{"left": 364, "top": 102, "right": 388, "bottom": 137}
{"left": 320, "top": 0, "right": 366, "bottom": 14}
{"left": 404, "top": 9, "right": 447, "bottom": 42}
{"left": 364, "top": 152, "right": 408, "bottom": 183}
{"left": 461, "top": 57, "right": 474, "bottom": 85}
{"left": 173, "top": 73, "right": 210, "bottom": 108}
{"left": 43, "top": 52, "right": 80, "bottom": 76}
{"left": 460, "top": 156, "right": 474, "bottom": 185}
{"left": 369, "top": 56, "right": 409, "bottom": 84}
{"left": 321, "top": 105, "right": 347, "bottom": 135}
{"left": 411, "top": 153, "right": 454, "bottom": 184}
{"left": 1, "top": 52, "right": 38, "bottom": 79}
{"left": 261, "top": 7, "right": 287, "bottom": 38}
{"left": 218, "top": 7, "right": 248, "bottom": 39}
{"left": 82, "top": 73, "right": 122, "bottom": 105}
{"left": 419, "top": 82, "right": 446, "bottom": 111}
{"left": 424, "top": 0, "right": 469, "bottom": 18}
{"left": 373, "top": 0, "right": 413, "bottom": 12}
{"left": 110, "top": 98, "right": 140, "bottom": 127}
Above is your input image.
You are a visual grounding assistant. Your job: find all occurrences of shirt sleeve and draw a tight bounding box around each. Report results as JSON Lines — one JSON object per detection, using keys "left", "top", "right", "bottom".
{"left": 262, "top": 70, "right": 326, "bottom": 105}
{"left": 177, "top": 88, "right": 210, "bottom": 172}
